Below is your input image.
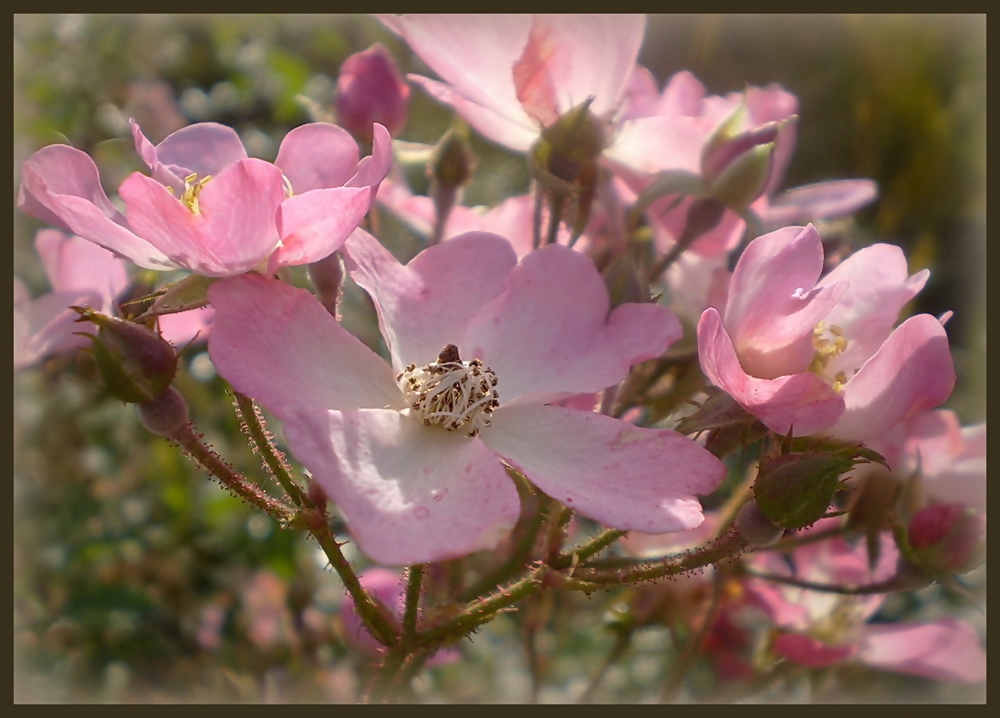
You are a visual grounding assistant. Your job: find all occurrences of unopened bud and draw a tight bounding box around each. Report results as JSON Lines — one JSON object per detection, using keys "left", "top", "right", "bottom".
{"left": 754, "top": 453, "right": 854, "bottom": 530}
{"left": 73, "top": 308, "right": 178, "bottom": 403}
{"left": 907, "top": 504, "right": 986, "bottom": 576}
{"left": 137, "top": 386, "right": 189, "bottom": 437}
{"left": 531, "top": 98, "right": 605, "bottom": 187}
{"left": 335, "top": 43, "right": 409, "bottom": 143}
{"left": 735, "top": 501, "right": 784, "bottom": 547}
{"left": 701, "top": 102, "right": 784, "bottom": 208}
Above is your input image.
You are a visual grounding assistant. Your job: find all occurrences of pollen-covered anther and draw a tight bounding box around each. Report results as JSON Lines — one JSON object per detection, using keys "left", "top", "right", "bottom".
{"left": 396, "top": 344, "right": 500, "bottom": 437}
{"left": 180, "top": 172, "right": 213, "bottom": 214}
{"left": 809, "top": 322, "right": 850, "bottom": 392}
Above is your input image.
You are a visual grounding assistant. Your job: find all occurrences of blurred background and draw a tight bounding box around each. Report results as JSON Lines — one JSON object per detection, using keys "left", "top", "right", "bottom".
{"left": 13, "top": 14, "right": 985, "bottom": 703}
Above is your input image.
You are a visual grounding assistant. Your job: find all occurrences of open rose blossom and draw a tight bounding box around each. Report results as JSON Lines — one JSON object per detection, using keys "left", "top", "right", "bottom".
{"left": 697, "top": 224, "right": 956, "bottom": 439}
{"left": 208, "top": 230, "right": 725, "bottom": 565}
{"left": 17, "top": 119, "right": 391, "bottom": 277}
{"left": 744, "top": 520, "right": 986, "bottom": 684}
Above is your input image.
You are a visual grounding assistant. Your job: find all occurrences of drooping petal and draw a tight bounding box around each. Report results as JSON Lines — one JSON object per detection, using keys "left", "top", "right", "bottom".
{"left": 462, "top": 244, "right": 682, "bottom": 406}
{"left": 343, "top": 228, "right": 518, "bottom": 372}
{"left": 856, "top": 619, "right": 987, "bottom": 684}
{"left": 724, "top": 225, "right": 848, "bottom": 379}
{"left": 524, "top": 15, "right": 645, "bottom": 118}
{"left": 763, "top": 179, "right": 878, "bottom": 227}
{"left": 274, "top": 122, "right": 360, "bottom": 193}
{"left": 19, "top": 145, "right": 175, "bottom": 271}
{"left": 830, "top": 314, "right": 956, "bottom": 442}
{"left": 698, "top": 308, "right": 845, "bottom": 436}
{"left": 35, "top": 230, "right": 128, "bottom": 308}
{"left": 388, "top": 15, "right": 535, "bottom": 127}
{"left": 815, "top": 243, "right": 928, "bottom": 376}
{"left": 280, "top": 408, "right": 521, "bottom": 565}
{"left": 207, "top": 274, "right": 403, "bottom": 416}
{"left": 773, "top": 633, "right": 856, "bottom": 669}
{"left": 482, "top": 404, "right": 725, "bottom": 533}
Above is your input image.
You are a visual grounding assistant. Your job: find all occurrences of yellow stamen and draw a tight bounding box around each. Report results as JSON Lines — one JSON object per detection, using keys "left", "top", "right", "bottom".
{"left": 180, "top": 173, "right": 213, "bottom": 214}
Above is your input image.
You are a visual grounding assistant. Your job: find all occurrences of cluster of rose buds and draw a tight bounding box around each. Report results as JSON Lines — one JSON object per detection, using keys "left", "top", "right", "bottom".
{"left": 14, "top": 13, "right": 984, "bottom": 703}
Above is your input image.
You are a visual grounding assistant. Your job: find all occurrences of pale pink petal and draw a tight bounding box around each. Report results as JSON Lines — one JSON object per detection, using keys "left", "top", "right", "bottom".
{"left": 280, "top": 407, "right": 521, "bottom": 565}
{"left": 392, "top": 15, "right": 534, "bottom": 126}
{"left": 207, "top": 274, "right": 403, "bottom": 416}
{"left": 119, "top": 172, "right": 227, "bottom": 275}
{"left": 275, "top": 123, "right": 359, "bottom": 193}
{"left": 19, "top": 145, "right": 175, "bottom": 271}
{"left": 273, "top": 187, "right": 374, "bottom": 270}
{"left": 133, "top": 119, "right": 248, "bottom": 190}
{"left": 16, "top": 289, "right": 100, "bottom": 369}
{"left": 196, "top": 158, "right": 285, "bottom": 273}
{"left": 158, "top": 306, "right": 214, "bottom": 347}
{"left": 698, "top": 308, "right": 845, "bottom": 436}
{"left": 343, "top": 228, "right": 518, "bottom": 372}
{"left": 923, "top": 423, "right": 987, "bottom": 512}
{"left": 815, "top": 243, "right": 928, "bottom": 376}
{"left": 773, "top": 633, "right": 856, "bottom": 668}
{"left": 527, "top": 15, "right": 645, "bottom": 117}
{"left": 345, "top": 123, "right": 393, "bottom": 189}
{"left": 651, "top": 197, "right": 745, "bottom": 258}
{"left": 482, "top": 404, "right": 725, "bottom": 533}
{"left": 462, "top": 244, "right": 682, "bottom": 406}
{"left": 408, "top": 75, "right": 539, "bottom": 152}
{"left": 619, "top": 64, "right": 660, "bottom": 120}
{"left": 831, "top": 314, "right": 956, "bottom": 442}
{"left": 724, "top": 225, "right": 848, "bottom": 379}
{"left": 763, "top": 179, "right": 879, "bottom": 227}
{"left": 857, "top": 619, "right": 986, "bottom": 683}
{"left": 35, "top": 230, "right": 128, "bottom": 308}
{"left": 657, "top": 70, "right": 707, "bottom": 117}
{"left": 665, "top": 251, "right": 730, "bottom": 327}
{"left": 605, "top": 114, "right": 707, "bottom": 175}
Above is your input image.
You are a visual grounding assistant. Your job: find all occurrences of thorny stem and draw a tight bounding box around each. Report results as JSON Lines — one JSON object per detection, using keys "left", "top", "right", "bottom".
{"left": 172, "top": 423, "right": 292, "bottom": 522}
{"left": 402, "top": 564, "right": 425, "bottom": 646}
{"left": 310, "top": 520, "right": 398, "bottom": 648}
{"left": 570, "top": 528, "right": 746, "bottom": 586}
{"left": 550, "top": 529, "right": 627, "bottom": 571}
{"left": 367, "top": 647, "right": 408, "bottom": 704}
{"left": 233, "top": 391, "right": 308, "bottom": 507}
{"left": 753, "top": 523, "right": 850, "bottom": 554}
{"left": 659, "top": 567, "right": 724, "bottom": 703}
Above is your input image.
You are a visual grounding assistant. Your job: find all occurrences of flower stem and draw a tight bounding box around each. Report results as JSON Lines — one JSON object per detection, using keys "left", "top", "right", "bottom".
{"left": 402, "top": 564, "right": 425, "bottom": 646}
{"left": 550, "top": 529, "right": 627, "bottom": 571}
{"left": 233, "top": 391, "right": 308, "bottom": 507}
{"left": 545, "top": 193, "right": 565, "bottom": 246}
{"left": 739, "top": 566, "right": 902, "bottom": 595}
{"left": 173, "top": 423, "right": 292, "bottom": 522}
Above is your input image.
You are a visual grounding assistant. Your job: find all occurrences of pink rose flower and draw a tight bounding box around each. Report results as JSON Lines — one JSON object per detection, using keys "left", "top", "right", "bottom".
{"left": 697, "top": 224, "right": 955, "bottom": 439}
{"left": 207, "top": 230, "right": 725, "bottom": 565}
{"left": 745, "top": 520, "right": 986, "bottom": 683}
{"left": 17, "top": 119, "right": 391, "bottom": 277}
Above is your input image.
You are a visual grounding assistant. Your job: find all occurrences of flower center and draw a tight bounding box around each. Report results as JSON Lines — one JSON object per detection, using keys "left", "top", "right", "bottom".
{"left": 395, "top": 344, "right": 499, "bottom": 438}
{"left": 168, "top": 172, "right": 213, "bottom": 214}
{"left": 809, "top": 321, "right": 849, "bottom": 392}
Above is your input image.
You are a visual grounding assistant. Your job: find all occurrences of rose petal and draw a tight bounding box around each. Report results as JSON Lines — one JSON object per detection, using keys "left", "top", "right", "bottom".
{"left": 281, "top": 408, "right": 521, "bottom": 565}
{"left": 724, "top": 225, "right": 848, "bottom": 379}
{"left": 764, "top": 179, "right": 879, "bottom": 227}
{"left": 275, "top": 122, "right": 360, "bottom": 194}
{"left": 605, "top": 114, "right": 707, "bottom": 175}
{"left": 619, "top": 64, "right": 660, "bottom": 120}
{"left": 698, "top": 307, "right": 845, "bottom": 436}
{"left": 35, "top": 229, "right": 128, "bottom": 306}
{"left": 343, "top": 228, "right": 518, "bottom": 372}
{"left": 133, "top": 120, "right": 248, "bottom": 190}
{"left": 207, "top": 274, "right": 403, "bottom": 416}
{"left": 657, "top": 70, "right": 707, "bottom": 117}
{"left": 463, "top": 244, "right": 682, "bottom": 406}
{"left": 857, "top": 619, "right": 987, "bottom": 684}
{"left": 482, "top": 404, "right": 725, "bottom": 533}
{"left": 19, "top": 145, "right": 174, "bottom": 271}
{"left": 158, "top": 306, "right": 214, "bottom": 347}
{"left": 831, "top": 314, "right": 956, "bottom": 442}
{"left": 14, "top": 289, "right": 100, "bottom": 369}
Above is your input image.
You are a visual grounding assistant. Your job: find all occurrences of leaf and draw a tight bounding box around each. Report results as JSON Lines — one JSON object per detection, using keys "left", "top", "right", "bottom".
{"left": 136, "top": 274, "right": 219, "bottom": 320}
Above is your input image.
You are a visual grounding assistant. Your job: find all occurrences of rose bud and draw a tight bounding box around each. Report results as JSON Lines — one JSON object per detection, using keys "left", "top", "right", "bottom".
{"left": 907, "top": 503, "right": 985, "bottom": 576}
{"left": 335, "top": 43, "right": 409, "bottom": 143}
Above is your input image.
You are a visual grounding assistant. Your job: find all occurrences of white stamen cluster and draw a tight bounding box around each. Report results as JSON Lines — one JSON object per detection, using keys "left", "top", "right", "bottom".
{"left": 396, "top": 344, "right": 499, "bottom": 438}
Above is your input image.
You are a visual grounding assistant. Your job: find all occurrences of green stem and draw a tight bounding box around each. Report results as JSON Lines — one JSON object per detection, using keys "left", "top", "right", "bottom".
{"left": 233, "top": 392, "right": 308, "bottom": 507}
{"left": 753, "top": 523, "right": 849, "bottom": 554}
{"left": 421, "top": 565, "right": 550, "bottom": 647}
{"left": 550, "top": 529, "right": 627, "bottom": 570}
{"left": 571, "top": 529, "right": 745, "bottom": 585}
{"left": 402, "top": 564, "right": 425, "bottom": 646}
{"left": 173, "top": 424, "right": 292, "bottom": 522}
{"left": 739, "top": 567, "right": 902, "bottom": 595}
{"left": 578, "top": 629, "right": 632, "bottom": 704}
{"left": 310, "top": 520, "right": 398, "bottom": 648}
{"left": 366, "top": 648, "right": 408, "bottom": 704}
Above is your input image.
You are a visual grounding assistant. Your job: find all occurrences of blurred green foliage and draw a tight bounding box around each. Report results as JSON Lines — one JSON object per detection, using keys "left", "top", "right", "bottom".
{"left": 13, "top": 14, "right": 985, "bottom": 703}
